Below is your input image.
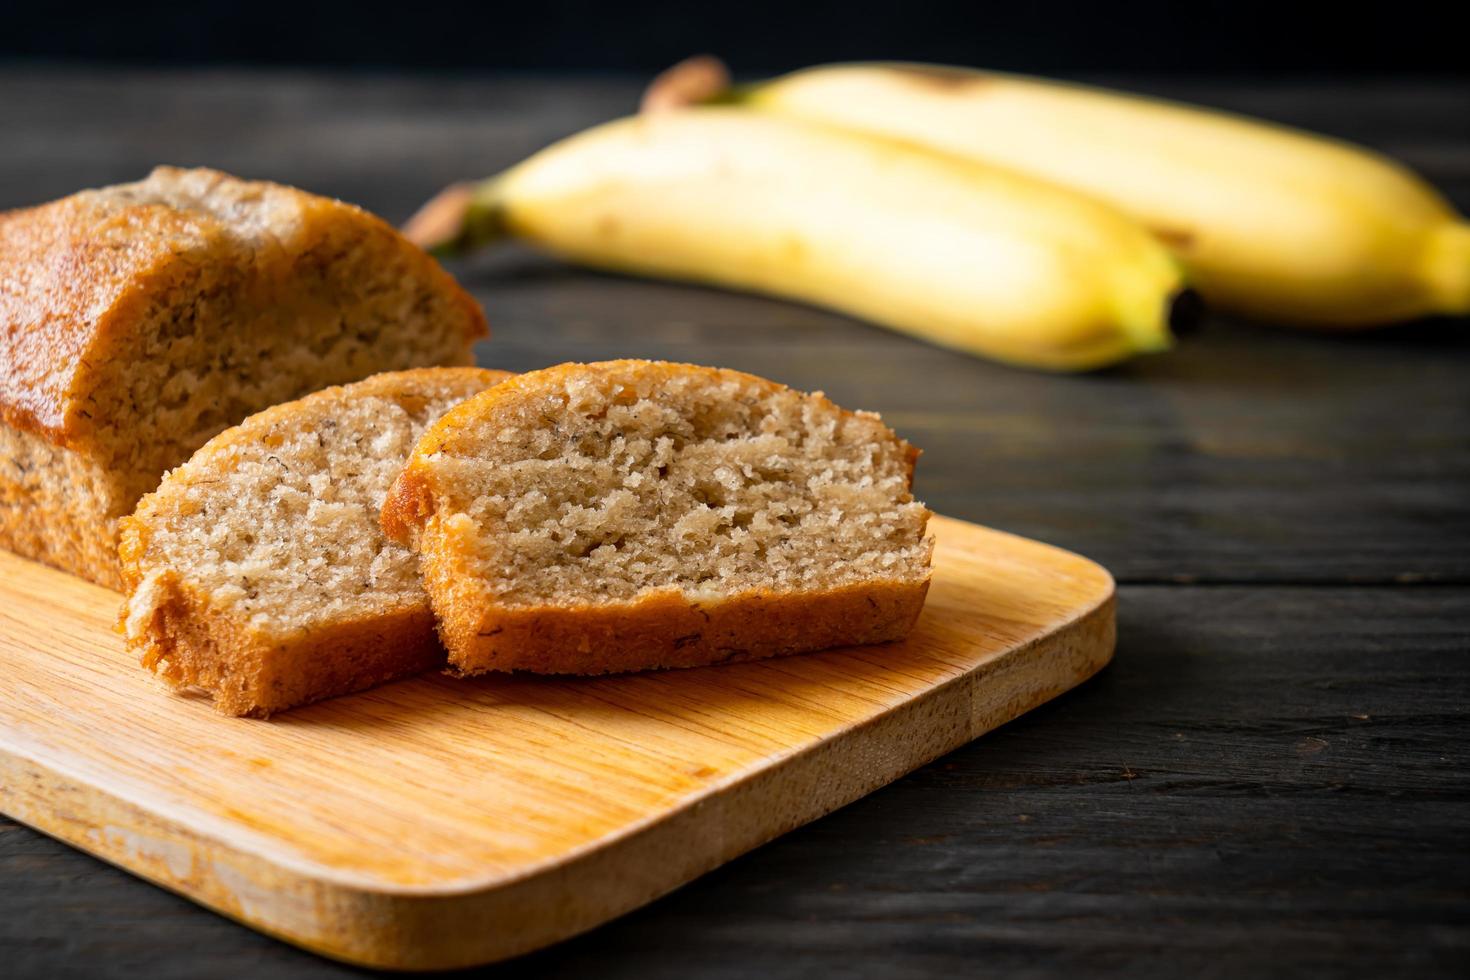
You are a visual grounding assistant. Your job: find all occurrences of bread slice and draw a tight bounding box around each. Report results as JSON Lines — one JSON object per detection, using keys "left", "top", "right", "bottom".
{"left": 119, "top": 367, "right": 511, "bottom": 717}
{"left": 1, "top": 166, "right": 488, "bottom": 588}
{"left": 382, "top": 360, "right": 933, "bottom": 675}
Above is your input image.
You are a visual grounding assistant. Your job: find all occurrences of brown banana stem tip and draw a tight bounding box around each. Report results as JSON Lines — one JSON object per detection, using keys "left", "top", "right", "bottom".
{"left": 402, "top": 181, "right": 477, "bottom": 253}
{"left": 640, "top": 55, "right": 733, "bottom": 113}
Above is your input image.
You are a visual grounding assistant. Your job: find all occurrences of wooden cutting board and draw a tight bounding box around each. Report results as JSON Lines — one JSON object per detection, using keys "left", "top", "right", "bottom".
{"left": 0, "top": 514, "right": 1113, "bottom": 970}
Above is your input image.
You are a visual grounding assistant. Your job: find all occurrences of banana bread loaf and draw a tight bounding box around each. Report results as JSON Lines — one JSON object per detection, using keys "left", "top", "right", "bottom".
{"left": 382, "top": 359, "right": 933, "bottom": 676}
{"left": 1, "top": 166, "right": 488, "bottom": 588}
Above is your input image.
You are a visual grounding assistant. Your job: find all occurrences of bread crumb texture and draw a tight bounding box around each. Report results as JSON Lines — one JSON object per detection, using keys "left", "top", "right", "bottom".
{"left": 120, "top": 367, "right": 510, "bottom": 716}
{"left": 0, "top": 166, "right": 488, "bottom": 587}
{"left": 387, "top": 360, "right": 934, "bottom": 675}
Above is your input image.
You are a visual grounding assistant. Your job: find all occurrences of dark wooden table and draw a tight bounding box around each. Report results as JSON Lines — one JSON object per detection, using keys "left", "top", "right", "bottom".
{"left": 2, "top": 68, "right": 1467, "bottom": 979}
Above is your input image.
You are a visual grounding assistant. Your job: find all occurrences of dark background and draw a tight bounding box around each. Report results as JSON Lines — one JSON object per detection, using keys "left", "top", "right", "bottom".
{"left": 3, "top": 0, "right": 1467, "bottom": 75}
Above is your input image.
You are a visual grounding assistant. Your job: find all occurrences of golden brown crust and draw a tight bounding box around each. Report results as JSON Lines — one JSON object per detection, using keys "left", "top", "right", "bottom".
{"left": 0, "top": 196, "right": 174, "bottom": 440}
{"left": 0, "top": 166, "right": 487, "bottom": 445}
{"left": 379, "top": 466, "right": 435, "bottom": 547}
{"left": 431, "top": 564, "right": 931, "bottom": 676}
{"left": 385, "top": 359, "right": 932, "bottom": 676}
{"left": 131, "top": 572, "right": 445, "bottom": 718}
{"left": 119, "top": 366, "right": 513, "bottom": 716}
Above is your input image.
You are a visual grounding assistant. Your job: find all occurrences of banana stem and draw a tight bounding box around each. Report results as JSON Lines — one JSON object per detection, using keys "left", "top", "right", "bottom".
{"left": 407, "top": 53, "right": 739, "bottom": 255}
{"left": 402, "top": 180, "right": 507, "bottom": 257}
{"left": 409, "top": 54, "right": 744, "bottom": 257}
{"left": 641, "top": 56, "right": 737, "bottom": 112}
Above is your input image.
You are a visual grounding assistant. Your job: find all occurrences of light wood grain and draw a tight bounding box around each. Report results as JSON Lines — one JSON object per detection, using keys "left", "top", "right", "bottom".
{"left": 0, "top": 514, "right": 1113, "bottom": 970}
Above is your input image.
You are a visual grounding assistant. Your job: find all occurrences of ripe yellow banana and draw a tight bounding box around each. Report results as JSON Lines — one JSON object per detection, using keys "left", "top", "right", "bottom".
{"left": 407, "top": 108, "right": 1191, "bottom": 371}
{"left": 738, "top": 63, "right": 1470, "bottom": 327}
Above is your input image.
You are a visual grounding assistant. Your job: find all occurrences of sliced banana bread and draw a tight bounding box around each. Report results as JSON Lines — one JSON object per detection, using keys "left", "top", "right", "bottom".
{"left": 382, "top": 360, "right": 933, "bottom": 675}
{"left": 1, "top": 166, "right": 488, "bottom": 587}
{"left": 120, "top": 367, "right": 511, "bottom": 717}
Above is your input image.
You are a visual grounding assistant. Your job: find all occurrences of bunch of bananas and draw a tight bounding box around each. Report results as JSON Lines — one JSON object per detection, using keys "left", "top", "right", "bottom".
{"left": 407, "top": 57, "right": 1469, "bottom": 371}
